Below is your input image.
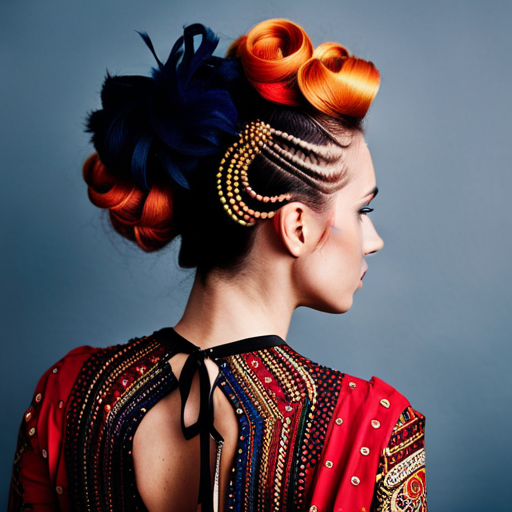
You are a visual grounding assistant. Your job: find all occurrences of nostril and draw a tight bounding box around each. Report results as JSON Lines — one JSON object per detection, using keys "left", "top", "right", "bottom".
{"left": 365, "top": 243, "right": 383, "bottom": 255}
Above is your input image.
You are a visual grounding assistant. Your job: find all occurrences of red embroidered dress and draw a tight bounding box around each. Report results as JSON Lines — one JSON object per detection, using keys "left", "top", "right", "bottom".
{"left": 9, "top": 328, "right": 426, "bottom": 511}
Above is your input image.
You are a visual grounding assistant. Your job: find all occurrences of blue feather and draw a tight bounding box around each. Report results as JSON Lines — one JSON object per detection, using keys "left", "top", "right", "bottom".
{"left": 159, "top": 151, "right": 191, "bottom": 190}
{"left": 131, "top": 134, "right": 154, "bottom": 190}
{"left": 136, "top": 31, "right": 164, "bottom": 71}
{"left": 88, "top": 23, "right": 241, "bottom": 191}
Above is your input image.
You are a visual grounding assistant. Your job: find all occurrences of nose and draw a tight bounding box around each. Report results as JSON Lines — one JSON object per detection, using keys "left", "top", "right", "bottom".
{"left": 363, "top": 217, "right": 384, "bottom": 255}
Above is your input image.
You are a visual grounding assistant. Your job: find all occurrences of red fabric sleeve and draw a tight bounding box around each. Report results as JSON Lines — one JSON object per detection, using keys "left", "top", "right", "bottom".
{"left": 308, "top": 375, "right": 410, "bottom": 512}
{"left": 8, "top": 346, "right": 98, "bottom": 512}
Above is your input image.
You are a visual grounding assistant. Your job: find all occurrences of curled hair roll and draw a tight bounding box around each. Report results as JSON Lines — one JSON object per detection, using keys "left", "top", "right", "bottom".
{"left": 228, "top": 19, "right": 313, "bottom": 106}
{"left": 83, "top": 153, "right": 176, "bottom": 252}
{"left": 298, "top": 43, "right": 380, "bottom": 118}
{"left": 230, "top": 19, "right": 380, "bottom": 119}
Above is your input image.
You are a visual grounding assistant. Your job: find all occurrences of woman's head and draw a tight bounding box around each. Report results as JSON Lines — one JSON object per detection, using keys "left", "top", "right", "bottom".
{"left": 272, "top": 131, "right": 383, "bottom": 314}
{"left": 82, "top": 19, "right": 383, "bottom": 297}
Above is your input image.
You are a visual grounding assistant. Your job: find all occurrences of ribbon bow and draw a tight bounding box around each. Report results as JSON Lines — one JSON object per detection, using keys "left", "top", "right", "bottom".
{"left": 152, "top": 327, "right": 286, "bottom": 511}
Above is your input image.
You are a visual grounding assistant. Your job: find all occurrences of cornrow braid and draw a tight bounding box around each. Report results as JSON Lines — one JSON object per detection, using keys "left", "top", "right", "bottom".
{"left": 216, "top": 113, "right": 352, "bottom": 227}
{"left": 217, "top": 121, "right": 293, "bottom": 226}
{"left": 263, "top": 128, "right": 347, "bottom": 192}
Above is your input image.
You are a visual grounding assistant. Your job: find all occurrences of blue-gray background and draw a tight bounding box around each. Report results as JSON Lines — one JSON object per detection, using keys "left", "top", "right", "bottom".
{"left": 1, "top": 0, "right": 511, "bottom": 510}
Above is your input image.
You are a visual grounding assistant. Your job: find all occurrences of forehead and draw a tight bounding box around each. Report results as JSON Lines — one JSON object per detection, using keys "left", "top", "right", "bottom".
{"left": 338, "top": 133, "right": 376, "bottom": 199}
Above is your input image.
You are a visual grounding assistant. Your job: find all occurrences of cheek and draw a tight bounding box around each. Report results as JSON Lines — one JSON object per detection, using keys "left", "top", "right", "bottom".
{"left": 328, "top": 225, "right": 364, "bottom": 271}
{"left": 296, "top": 234, "right": 363, "bottom": 313}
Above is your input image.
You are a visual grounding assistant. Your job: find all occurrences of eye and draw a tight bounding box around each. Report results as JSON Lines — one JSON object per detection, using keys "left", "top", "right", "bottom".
{"left": 359, "top": 206, "right": 374, "bottom": 216}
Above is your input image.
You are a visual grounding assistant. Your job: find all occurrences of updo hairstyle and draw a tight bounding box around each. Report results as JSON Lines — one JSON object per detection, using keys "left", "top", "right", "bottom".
{"left": 83, "top": 19, "right": 380, "bottom": 278}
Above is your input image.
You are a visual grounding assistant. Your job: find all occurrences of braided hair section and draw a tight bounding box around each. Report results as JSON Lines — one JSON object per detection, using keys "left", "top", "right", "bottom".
{"left": 216, "top": 117, "right": 349, "bottom": 226}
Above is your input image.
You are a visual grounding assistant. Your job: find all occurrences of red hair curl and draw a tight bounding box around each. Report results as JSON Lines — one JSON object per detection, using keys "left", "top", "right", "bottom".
{"left": 82, "top": 153, "right": 176, "bottom": 252}
{"left": 227, "top": 19, "right": 313, "bottom": 106}
{"left": 230, "top": 19, "right": 380, "bottom": 118}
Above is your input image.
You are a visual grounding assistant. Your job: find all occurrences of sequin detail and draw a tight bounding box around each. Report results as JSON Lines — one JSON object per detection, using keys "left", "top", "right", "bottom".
{"left": 64, "top": 336, "right": 342, "bottom": 511}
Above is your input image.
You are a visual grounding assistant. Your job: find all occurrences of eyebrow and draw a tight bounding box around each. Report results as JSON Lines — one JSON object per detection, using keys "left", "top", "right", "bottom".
{"left": 364, "top": 186, "right": 379, "bottom": 199}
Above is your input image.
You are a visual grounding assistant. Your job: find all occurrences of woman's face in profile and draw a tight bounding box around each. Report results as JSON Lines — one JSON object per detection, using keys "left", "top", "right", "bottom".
{"left": 297, "top": 132, "right": 384, "bottom": 313}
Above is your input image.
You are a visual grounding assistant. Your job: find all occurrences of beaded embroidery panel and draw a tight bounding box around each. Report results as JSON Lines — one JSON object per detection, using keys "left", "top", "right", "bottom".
{"left": 65, "top": 337, "right": 174, "bottom": 511}
{"left": 64, "top": 336, "right": 342, "bottom": 511}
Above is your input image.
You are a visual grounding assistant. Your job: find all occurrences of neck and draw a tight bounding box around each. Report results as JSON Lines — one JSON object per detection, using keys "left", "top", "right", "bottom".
{"left": 173, "top": 258, "right": 296, "bottom": 350}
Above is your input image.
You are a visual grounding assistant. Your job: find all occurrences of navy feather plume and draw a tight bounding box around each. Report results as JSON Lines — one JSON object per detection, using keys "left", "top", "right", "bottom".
{"left": 86, "top": 24, "right": 240, "bottom": 190}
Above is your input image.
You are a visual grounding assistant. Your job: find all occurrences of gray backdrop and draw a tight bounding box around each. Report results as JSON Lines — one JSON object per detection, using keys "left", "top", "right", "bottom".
{"left": 2, "top": 1, "right": 511, "bottom": 510}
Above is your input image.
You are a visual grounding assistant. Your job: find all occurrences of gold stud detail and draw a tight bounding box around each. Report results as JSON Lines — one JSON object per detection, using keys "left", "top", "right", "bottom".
{"left": 309, "top": 507, "right": 318, "bottom": 512}
{"left": 56, "top": 486, "right": 64, "bottom": 495}
{"left": 325, "top": 460, "right": 333, "bottom": 468}
{"left": 41, "top": 449, "right": 48, "bottom": 458}
{"left": 35, "top": 393, "right": 42, "bottom": 403}
{"left": 380, "top": 398, "right": 390, "bottom": 408}
{"left": 335, "top": 417, "right": 343, "bottom": 426}
{"left": 28, "top": 427, "right": 36, "bottom": 436}
{"left": 349, "top": 382, "right": 356, "bottom": 389}
{"left": 351, "top": 476, "right": 361, "bottom": 486}
{"left": 371, "top": 419, "right": 381, "bottom": 429}
{"left": 360, "top": 447, "right": 370, "bottom": 456}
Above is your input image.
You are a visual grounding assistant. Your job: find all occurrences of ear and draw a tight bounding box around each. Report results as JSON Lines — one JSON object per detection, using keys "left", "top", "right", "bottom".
{"left": 273, "top": 202, "right": 312, "bottom": 258}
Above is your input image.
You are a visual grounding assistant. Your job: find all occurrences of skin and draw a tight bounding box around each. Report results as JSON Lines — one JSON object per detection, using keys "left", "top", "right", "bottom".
{"left": 132, "top": 131, "right": 384, "bottom": 511}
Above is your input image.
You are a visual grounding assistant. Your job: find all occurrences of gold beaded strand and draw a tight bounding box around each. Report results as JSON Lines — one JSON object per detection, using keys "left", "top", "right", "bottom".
{"left": 217, "top": 120, "right": 292, "bottom": 226}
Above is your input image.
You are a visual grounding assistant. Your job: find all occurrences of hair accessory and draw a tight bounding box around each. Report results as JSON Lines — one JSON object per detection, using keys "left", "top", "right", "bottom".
{"left": 217, "top": 120, "right": 292, "bottom": 226}
{"left": 86, "top": 24, "right": 240, "bottom": 192}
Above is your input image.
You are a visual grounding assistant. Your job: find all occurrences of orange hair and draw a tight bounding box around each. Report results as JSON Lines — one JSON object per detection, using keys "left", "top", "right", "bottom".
{"left": 229, "top": 19, "right": 380, "bottom": 118}
{"left": 83, "top": 153, "right": 175, "bottom": 252}
{"left": 227, "top": 19, "right": 313, "bottom": 106}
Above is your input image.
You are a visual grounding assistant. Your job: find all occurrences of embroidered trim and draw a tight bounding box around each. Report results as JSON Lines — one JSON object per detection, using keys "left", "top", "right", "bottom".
{"left": 384, "top": 449, "right": 426, "bottom": 488}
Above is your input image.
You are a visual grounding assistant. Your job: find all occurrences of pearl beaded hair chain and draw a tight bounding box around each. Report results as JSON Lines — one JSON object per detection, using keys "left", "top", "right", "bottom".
{"left": 217, "top": 121, "right": 293, "bottom": 226}
{"left": 218, "top": 119, "right": 347, "bottom": 226}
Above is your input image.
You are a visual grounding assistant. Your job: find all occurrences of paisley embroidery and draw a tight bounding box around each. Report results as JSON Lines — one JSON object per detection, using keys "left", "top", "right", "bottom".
{"left": 391, "top": 468, "right": 426, "bottom": 511}
{"left": 384, "top": 450, "right": 426, "bottom": 487}
{"left": 372, "top": 407, "right": 426, "bottom": 512}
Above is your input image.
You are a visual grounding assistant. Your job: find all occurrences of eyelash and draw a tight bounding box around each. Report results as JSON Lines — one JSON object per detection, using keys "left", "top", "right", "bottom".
{"left": 359, "top": 206, "right": 374, "bottom": 216}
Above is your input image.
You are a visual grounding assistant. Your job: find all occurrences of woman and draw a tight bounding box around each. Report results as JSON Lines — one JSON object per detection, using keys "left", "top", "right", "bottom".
{"left": 8, "top": 19, "right": 426, "bottom": 512}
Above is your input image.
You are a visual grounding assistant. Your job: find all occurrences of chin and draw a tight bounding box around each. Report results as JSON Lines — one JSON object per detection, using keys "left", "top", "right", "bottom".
{"left": 307, "top": 295, "right": 354, "bottom": 315}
